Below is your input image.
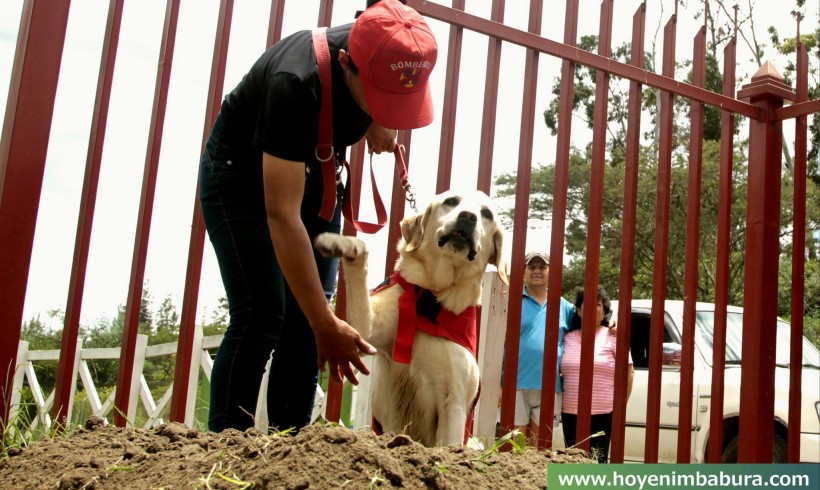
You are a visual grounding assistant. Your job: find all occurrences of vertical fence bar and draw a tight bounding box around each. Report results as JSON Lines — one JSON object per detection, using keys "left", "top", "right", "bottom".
{"left": 736, "top": 62, "right": 794, "bottom": 462}
{"left": 318, "top": 0, "right": 334, "bottom": 27}
{"left": 313, "top": 0, "right": 338, "bottom": 422}
{"left": 535, "top": 0, "right": 579, "bottom": 447}
{"left": 787, "top": 33, "right": 808, "bottom": 464}
{"left": 576, "top": 0, "right": 613, "bottom": 455}
{"left": 677, "top": 23, "right": 706, "bottom": 463}
{"left": 610, "top": 1, "right": 646, "bottom": 464}
{"left": 53, "top": 0, "right": 125, "bottom": 427}
{"left": 498, "top": 0, "right": 543, "bottom": 438}
{"left": 384, "top": 131, "right": 413, "bottom": 276}
{"left": 170, "top": 0, "right": 235, "bottom": 425}
{"left": 645, "top": 11, "right": 677, "bottom": 464}
{"left": 325, "top": 141, "right": 367, "bottom": 423}
{"left": 114, "top": 0, "right": 182, "bottom": 427}
{"left": 708, "top": 26, "right": 737, "bottom": 464}
{"left": 476, "top": 0, "right": 504, "bottom": 194}
{"left": 435, "top": 0, "right": 465, "bottom": 193}
{"left": 0, "top": 0, "right": 72, "bottom": 423}
{"left": 267, "top": 0, "right": 286, "bottom": 48}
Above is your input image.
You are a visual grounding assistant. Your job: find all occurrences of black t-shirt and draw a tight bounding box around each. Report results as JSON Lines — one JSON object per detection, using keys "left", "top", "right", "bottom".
{"left": 218, "top": 24, "right": 372, "bottom": 163}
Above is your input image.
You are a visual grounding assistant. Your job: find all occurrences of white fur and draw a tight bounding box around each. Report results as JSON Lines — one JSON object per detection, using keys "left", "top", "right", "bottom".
{"left": 315, "top": 190, "right": 508, "bottom": 446}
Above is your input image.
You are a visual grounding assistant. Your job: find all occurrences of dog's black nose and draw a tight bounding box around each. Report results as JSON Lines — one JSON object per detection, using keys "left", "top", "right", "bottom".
{"left": 457, "top": 211, "right": 477, "bottom": 225}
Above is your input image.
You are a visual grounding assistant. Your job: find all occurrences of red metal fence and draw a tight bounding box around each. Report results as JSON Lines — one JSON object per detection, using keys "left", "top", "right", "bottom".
{"left": 1, "top": 0, "right": 816, "bottom": 465}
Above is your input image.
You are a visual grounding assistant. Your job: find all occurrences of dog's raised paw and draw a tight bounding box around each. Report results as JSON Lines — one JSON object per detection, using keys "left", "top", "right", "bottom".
{"left": 314, "top": 233, "right": 368, "bottom": 262}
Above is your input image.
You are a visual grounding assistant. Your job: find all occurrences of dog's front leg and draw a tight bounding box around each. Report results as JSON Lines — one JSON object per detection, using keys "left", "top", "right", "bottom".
{"left": 314, "top": 233, "right": 373, "bottom": 339}
{"left": 437, "top": 404, "right": 469, "bottom": 446}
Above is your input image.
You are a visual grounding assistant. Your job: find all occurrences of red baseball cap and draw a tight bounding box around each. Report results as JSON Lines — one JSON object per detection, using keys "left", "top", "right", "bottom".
{"left": 349, "top": 0, "right": 438, "bottom": 130}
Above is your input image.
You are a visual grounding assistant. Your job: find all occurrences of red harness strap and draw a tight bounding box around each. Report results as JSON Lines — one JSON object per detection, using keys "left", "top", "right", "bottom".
{"left": 373, "top": 272, "right": 478, "bottom": 363}
{"left": 311, "top": 28, "right": 338, "bottom": 223}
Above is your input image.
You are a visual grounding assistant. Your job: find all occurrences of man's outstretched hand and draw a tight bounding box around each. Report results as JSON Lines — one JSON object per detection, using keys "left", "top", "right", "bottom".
{"left": 314, "top": 315, "right": 377, "bottom": 385}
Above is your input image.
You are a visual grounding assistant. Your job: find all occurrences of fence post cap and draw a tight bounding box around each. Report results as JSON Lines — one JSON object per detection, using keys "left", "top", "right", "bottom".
{"left": 738, "top": 61, "right": 796, "bottom": 104}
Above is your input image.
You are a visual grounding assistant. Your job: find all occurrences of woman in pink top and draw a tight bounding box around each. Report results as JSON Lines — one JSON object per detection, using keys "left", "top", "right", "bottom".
{"left": 560, "top": 285, "right": 634, "bottom": 463}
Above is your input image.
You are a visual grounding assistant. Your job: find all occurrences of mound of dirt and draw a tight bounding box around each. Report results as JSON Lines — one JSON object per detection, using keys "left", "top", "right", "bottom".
{"left": 0, "top": 418, "right": 595, "bottom": 489}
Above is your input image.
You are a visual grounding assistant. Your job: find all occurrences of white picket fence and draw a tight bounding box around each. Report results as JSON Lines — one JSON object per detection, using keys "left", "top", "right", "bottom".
{"left": 10, "top": 333, "right": 221, "bottom": 433}
{"left": 11, "top": 272, "right": 509, "bottom": 445}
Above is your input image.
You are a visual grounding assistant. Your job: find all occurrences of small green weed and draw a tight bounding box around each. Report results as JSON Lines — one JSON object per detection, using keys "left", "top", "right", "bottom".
{"left": 197, "top": 462, "right": 252, "bottom": 489}
{"left": 469, "top": 429, "right": 527, "bottom": 472}
{"left": 368, "top": 469, "right": 386, "bottom": 489}
{"left": 1, "top": 398, "right": 73, "bottom": 456}
{"left": 491, "top": 429, "right": 528, "bottom": 454}
{"left": 568, "top": 430, "right": 605, "bottom": 450}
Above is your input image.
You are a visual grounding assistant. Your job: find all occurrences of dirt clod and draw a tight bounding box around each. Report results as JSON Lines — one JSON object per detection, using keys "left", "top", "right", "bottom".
{"left": 0, "top": 420, "right": 597, "bottom": 489}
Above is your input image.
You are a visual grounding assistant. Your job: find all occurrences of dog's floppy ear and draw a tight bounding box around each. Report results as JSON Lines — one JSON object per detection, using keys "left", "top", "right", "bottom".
{"left": 490, "top": 228, "right": 509, "bottom": 284}
{"left": 400, "top": 207, "right": 430, "bottom": 252}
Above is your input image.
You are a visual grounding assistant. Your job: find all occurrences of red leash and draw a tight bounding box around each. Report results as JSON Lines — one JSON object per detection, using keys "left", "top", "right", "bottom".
{"left": 341, "top": 145, "right": 417, "bottom": 233}
{"left": 312, "top": 28, "right": 416, "bottom": 234}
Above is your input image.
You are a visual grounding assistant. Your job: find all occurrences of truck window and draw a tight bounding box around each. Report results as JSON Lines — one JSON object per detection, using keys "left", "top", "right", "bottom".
{"left": 629, "top": 311, "right": 681, "bottom": 369}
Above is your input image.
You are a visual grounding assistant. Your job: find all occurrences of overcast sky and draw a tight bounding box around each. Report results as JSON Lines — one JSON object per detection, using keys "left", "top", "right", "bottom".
{"left": 0, "top": 0, "right": 814, "bottom": 329}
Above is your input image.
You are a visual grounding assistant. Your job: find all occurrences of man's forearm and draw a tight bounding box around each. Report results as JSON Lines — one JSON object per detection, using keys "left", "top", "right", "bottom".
{"left": 267, "top": 215, "right": 334, "bottom": 329}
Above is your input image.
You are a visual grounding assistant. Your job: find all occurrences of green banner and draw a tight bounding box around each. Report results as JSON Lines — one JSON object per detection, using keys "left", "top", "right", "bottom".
{"left": 547, "top": 464, "right": 820, "bottom": 490}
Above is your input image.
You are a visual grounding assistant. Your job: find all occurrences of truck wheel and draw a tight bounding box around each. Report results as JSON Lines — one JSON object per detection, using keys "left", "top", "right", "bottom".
{"left": 772, "top": 433, "right": 787, "bottom": 463}
{"left": 721, "top": 433, "right": 787, "bottom": 463}
{"left": 721, "top": 435, "right": 739, "bottom": 463}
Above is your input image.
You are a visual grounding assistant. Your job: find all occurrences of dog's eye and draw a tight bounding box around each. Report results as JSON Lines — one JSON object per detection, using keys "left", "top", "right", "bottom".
{"left": 443, "top": 196, "right": 460, "bottom": 207}
{"left": 481, "top": 208, "right": 494, "bottom": 220}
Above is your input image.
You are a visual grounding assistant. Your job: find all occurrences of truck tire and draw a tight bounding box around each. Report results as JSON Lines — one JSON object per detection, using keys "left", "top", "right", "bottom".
{"left": 721, "top": 432, "right": 787, "bottom": 463}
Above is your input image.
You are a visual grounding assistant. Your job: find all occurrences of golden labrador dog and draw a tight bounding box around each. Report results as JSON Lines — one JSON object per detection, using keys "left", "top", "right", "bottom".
{"left": 314, "top": 190, "right": 507, "bottom": 446}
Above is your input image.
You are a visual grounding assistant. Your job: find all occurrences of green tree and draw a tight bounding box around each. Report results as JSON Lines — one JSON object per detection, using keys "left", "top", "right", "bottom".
{"left": 19, "top": 312, "right": 63, "bottom": 395}
{"left": 202, "top": 297, "right": 229, "bottom": 337}
{"left": 143, "top": 295, "right": 180, "bottom": 399}
{"left": 710, "top": 0, "right": 819, "bottom": 173}
{"left": 139, "top": 287, "right": 154, "bottom": 336}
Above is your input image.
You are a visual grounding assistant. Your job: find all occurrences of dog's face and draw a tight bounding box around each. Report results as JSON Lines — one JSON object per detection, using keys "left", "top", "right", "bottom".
{"left": 399, "top": 190, "right": 508, "bottom": 285}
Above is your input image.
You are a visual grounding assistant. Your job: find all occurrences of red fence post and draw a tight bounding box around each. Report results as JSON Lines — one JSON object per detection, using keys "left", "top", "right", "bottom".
{"left": 435, "top": 0, "right": 465, "bottom": 193}
{"left": 476, "top": 0, "right": 505, "bottom": 194}
{"left": 677, "top": 23, "right": 706, "bottom": 463}
{"left": 708, "top": 28, "right": 738, "bottom": 464}
{"left": 113, "top": 0, "right": 182, "bottom": 427}
{"left": 787, "top": 34, "right": 809, "bottom": 465}
{"left": 170, "top": 0, "right": 235, "bottom": 426}
{"left": 324, "top": 141, "right": 366, "bottom": 424}
{"left": 576, "top": 0, "right": 613, "bottom": 455}
{"left": 0, "top": 0, "right": 72, "bottom": 424}
{"left": 499, "top": 0, "right": 546, "bottom": 439}
{"left": 53, "top": 0, "right": 126, "bottom": 428}
{"left": 645, "top": 12, "right": 677, "bottom": 464}
{"left": 610, "top": 1, "right": 646, "bottom": 464}
{"left": 536, "top": 0, "right": 579, "bottom": 448}
{"left": 736, "top": 62, "right": 795, "bottom": 463}
{"left": 384, "top": 131, "right": 413, "bottom": 277}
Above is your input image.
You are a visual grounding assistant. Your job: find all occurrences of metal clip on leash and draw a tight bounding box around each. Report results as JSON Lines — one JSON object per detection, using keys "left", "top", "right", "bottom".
{"left": 394, "top": 144, "right": 418, "bottom": 213}
{"left": 404, "top": 182, "right": 417, "bottom": 213}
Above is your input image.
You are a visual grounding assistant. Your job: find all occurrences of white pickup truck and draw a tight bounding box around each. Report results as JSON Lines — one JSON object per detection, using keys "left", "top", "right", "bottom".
{"left": 556, "top": 300, "right": 820, "bottom": 463}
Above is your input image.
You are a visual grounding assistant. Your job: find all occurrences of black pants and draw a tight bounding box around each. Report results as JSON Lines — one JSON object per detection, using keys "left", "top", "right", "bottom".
{"left": 200, "top": 113, "right": 343, "bottom": 433}
{"left": 561, "top": 411, "right": 613, "bottom": 463}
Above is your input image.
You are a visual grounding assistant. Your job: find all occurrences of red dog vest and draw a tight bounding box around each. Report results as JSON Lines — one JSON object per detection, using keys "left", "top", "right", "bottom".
{"left": 372, "top": 272, "right": 478, "bottom": 363}
{"left": 370, "top": 272, "right": 479, "bottom": 444}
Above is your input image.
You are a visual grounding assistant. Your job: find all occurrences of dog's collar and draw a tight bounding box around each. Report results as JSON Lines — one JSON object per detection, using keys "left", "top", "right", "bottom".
{"left": 376, "top": 272, "right": 478, "bottom": 364}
